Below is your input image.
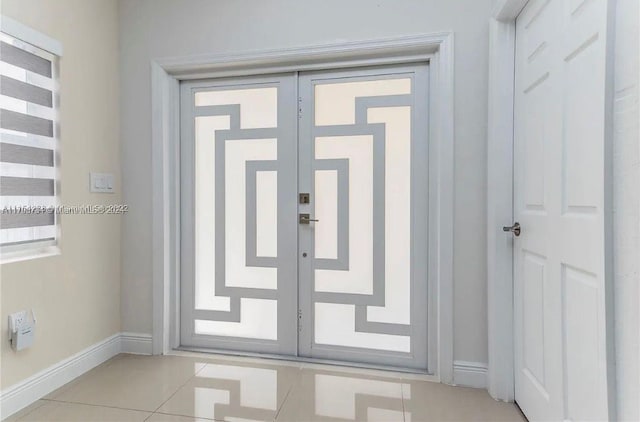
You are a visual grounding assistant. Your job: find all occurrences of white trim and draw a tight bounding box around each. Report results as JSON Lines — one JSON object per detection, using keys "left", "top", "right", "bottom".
{"left": 486, "top": 0, "right": 527, "bottom": 402}
{"left": 120, "top": 332, "right": 153, "bottom": 355}
{"left": 156, "top": 32, "right": 448, "bottom": 80}
{"left": 491, "top": 0, "right": 529, "bottom": 22}
{"left": 0, "top": 333, "right": 120, "bottom": 419}
{"left": 0, "top": 245, "right": 60, "bottom": 265}
{"left": 151, "top": 33, "right": 455, "bottom": 381}
{"left": 151, "top": 62, "right": 180, "bottom": 355}
{"left": 0, "top": 15, "right": 63, "bottom": 56}
{"left": 452, "top": 361, "right": 488, "bottom": 389}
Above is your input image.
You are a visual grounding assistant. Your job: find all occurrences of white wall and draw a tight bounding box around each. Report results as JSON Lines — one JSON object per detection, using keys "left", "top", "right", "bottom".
{"left": 0, "top": 0, "right": 121, "bottom": 389}
{"left": 613, "top": 0, "right": 640, "bottom": 419}
{"left": 118, "top": 0, "right": 493, "bottom": 365}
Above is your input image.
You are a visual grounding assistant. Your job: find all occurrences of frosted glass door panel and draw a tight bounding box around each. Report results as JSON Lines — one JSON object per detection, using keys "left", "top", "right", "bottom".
{"left": 314, "top": 78, "right": 411, "bottom": 126}
{"left": 298, "top": 65, "right": 429, "bottom": 369}
{"left": 313, "top": 169, "right": 338, "bottom": 260}
{"left": 366, "top": 106, "right": 411, "bottom": 325}
{"left": 315, "top": 135, "right": 373, "bottom": 295}
{"left": 181, "top": 77, "right": 297, "bottom": 354}
{"left": 195, "top": 115, "right": 230, "bottom": 312}
{"left": 224, "top": 138, "right": 277, "bottom": 290}
{"left": 195, "top": 87, "right": 278, "bottom": 128}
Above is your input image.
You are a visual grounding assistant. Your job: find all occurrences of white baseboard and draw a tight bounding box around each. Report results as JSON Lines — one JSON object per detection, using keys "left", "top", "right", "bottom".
{"left": 0, "top": 332, "right": 153, "bottom": 420}
{"left": 452, "top": 360, "right": 488, "bottom": 389}
{"left": 120, "top": 332, "right": 153, "bottom": 355}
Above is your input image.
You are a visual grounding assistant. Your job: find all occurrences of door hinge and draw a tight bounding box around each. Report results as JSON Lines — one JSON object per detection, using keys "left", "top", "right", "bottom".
{"left": 298, "top": 97, "right": 303, "bottom": 119}
{"left": 298, "top": 309, "right": 303, "bottom": 332}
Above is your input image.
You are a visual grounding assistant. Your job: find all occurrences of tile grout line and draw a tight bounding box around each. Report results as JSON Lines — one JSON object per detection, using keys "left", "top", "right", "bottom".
{"left": 39, "top": 398, "right": 153, "bottom": 414}
{"left": 151, "top": 363, "right": 208, "bottom": 413}
{"left": 401, "top": 383, "right": 407, "bottom": 422}
{"left": 39, "top": 358, "right": 210, "bottom": 419}
{"left": 147, "top": 361, "right": 213, "bottom": 417}
{"left": 273, "top": 379, "right": 296, "bottom": 421}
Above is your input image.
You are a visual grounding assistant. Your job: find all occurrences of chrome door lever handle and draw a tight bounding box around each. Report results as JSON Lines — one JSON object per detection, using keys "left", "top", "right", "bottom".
{"left": 503, "top": 222, "right": 521, "bottom": 237}
{"left": 299, "top": 213, "right": 319, "bottom": 224}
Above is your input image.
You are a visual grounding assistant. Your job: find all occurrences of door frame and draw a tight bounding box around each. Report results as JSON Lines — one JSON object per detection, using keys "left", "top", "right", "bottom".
{"left": 150, "top": 33, "right": 455, "bottom": 381}
{"left": 486, "top": 0, "right": 617, "bottom": 407}
{"left": 486, "top": 0, "right": 529, "bottom": 401}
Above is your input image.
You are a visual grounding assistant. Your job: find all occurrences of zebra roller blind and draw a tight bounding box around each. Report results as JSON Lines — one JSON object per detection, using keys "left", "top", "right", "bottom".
{"left": 0, "top": 32, "right": 58, "bottom": 249}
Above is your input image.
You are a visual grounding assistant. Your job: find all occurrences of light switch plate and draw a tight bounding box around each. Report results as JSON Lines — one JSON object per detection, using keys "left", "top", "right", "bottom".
{"left": 90, "top": 173, "right": 115, "bottom": 193}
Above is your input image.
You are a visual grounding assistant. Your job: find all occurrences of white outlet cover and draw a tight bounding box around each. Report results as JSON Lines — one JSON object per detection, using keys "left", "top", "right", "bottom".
{"left": 8, "top": 310, "right": 28, "bottom": 338}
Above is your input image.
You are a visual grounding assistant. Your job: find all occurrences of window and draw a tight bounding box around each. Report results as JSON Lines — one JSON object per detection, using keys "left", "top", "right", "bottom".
{"left": 0, "top": 21, "right": 61, "bottom": 261}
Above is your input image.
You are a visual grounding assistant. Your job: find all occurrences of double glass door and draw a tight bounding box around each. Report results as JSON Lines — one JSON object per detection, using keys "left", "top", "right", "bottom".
{"left": 180, "top": 64, "right": 429, "bottom": 370}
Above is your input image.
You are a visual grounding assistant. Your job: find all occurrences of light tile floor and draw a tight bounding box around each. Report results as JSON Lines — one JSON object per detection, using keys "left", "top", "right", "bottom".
{"left": 7, "top": 353, "right": 526, "bottom": 422}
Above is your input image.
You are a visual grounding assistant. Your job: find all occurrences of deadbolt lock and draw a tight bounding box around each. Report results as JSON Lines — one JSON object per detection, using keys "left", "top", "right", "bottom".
{"left": 299, "top": 193, "right": 310, "bottom": 204}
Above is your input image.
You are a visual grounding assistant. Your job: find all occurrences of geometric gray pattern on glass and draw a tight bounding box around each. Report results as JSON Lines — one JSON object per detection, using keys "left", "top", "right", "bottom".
{"left": 245, "top": 159, "right": 278, "bottom": 269}
{"left": 215, "top": 128, "right": 280, "bottom": 303}
{"left": 354, "top": 94, "right": 413, "bottom": 337}
{"left": 312, "top": 123, "right": 386, "bottom": 307}
{"left": 312, "top": 94, "right": 414, "bottom": 338}
{"left": 190, "top": 104, "right": 280, "bottom": 327}
{"left": 313, "top": 158, "right": 349, "bottom": 271}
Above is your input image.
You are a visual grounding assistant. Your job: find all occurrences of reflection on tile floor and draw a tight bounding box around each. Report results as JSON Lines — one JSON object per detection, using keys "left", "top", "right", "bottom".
{"left": 6, "top": 353, "right": 526, "bottom": 422}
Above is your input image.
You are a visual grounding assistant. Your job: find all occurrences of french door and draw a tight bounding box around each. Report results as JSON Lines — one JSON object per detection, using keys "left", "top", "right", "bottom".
{"left": 180, "top": 64, "right": 429, "bottom": 370}
{"left": 180, "top": 75, "right": 298, "bottom": 356}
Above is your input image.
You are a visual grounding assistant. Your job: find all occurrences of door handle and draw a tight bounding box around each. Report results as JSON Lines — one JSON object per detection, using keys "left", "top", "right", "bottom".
{"left": 299, "top": 213, "right": 319, "bottom": 224}
{"left": 503, "top": 222, "right": 521, "bottom": 237}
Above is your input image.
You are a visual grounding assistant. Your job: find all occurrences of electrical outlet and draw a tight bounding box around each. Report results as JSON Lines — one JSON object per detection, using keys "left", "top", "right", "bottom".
{"left": 9, "top": 310, "right": 36, "bottom": 351}
{"left": 8, "top": 311, "right": 28, "bottom": 338}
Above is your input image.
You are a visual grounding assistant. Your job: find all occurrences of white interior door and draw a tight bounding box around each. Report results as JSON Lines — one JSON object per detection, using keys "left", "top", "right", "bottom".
{"left": 513, "top": 0, "right": 615, "bottom": 420}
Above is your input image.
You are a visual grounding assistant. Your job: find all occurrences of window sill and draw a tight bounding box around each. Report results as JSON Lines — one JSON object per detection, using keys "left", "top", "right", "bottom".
{"left": 1, "top": 245, "right": 61, "bottom": 265}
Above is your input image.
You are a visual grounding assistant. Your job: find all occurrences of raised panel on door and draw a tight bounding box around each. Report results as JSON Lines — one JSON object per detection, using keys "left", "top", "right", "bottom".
{"left": 298, "top": 64, "right": 429, "bottom": 370}
{"left": 514, "top": 2, "right": 563, "bottom": 418}
{"left": 180, "top": 75, "right": 298, "bottom": 355}
{"left": 513, "top": 0, "right": 615, "bottom": 420}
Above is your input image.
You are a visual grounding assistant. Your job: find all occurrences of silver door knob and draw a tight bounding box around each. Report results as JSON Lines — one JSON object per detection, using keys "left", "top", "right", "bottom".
{"left": 299, "top": 213, "right": 319, "bottom": 224}
{"left": 502, "top": 222, "right": 521, "bottom": 237}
